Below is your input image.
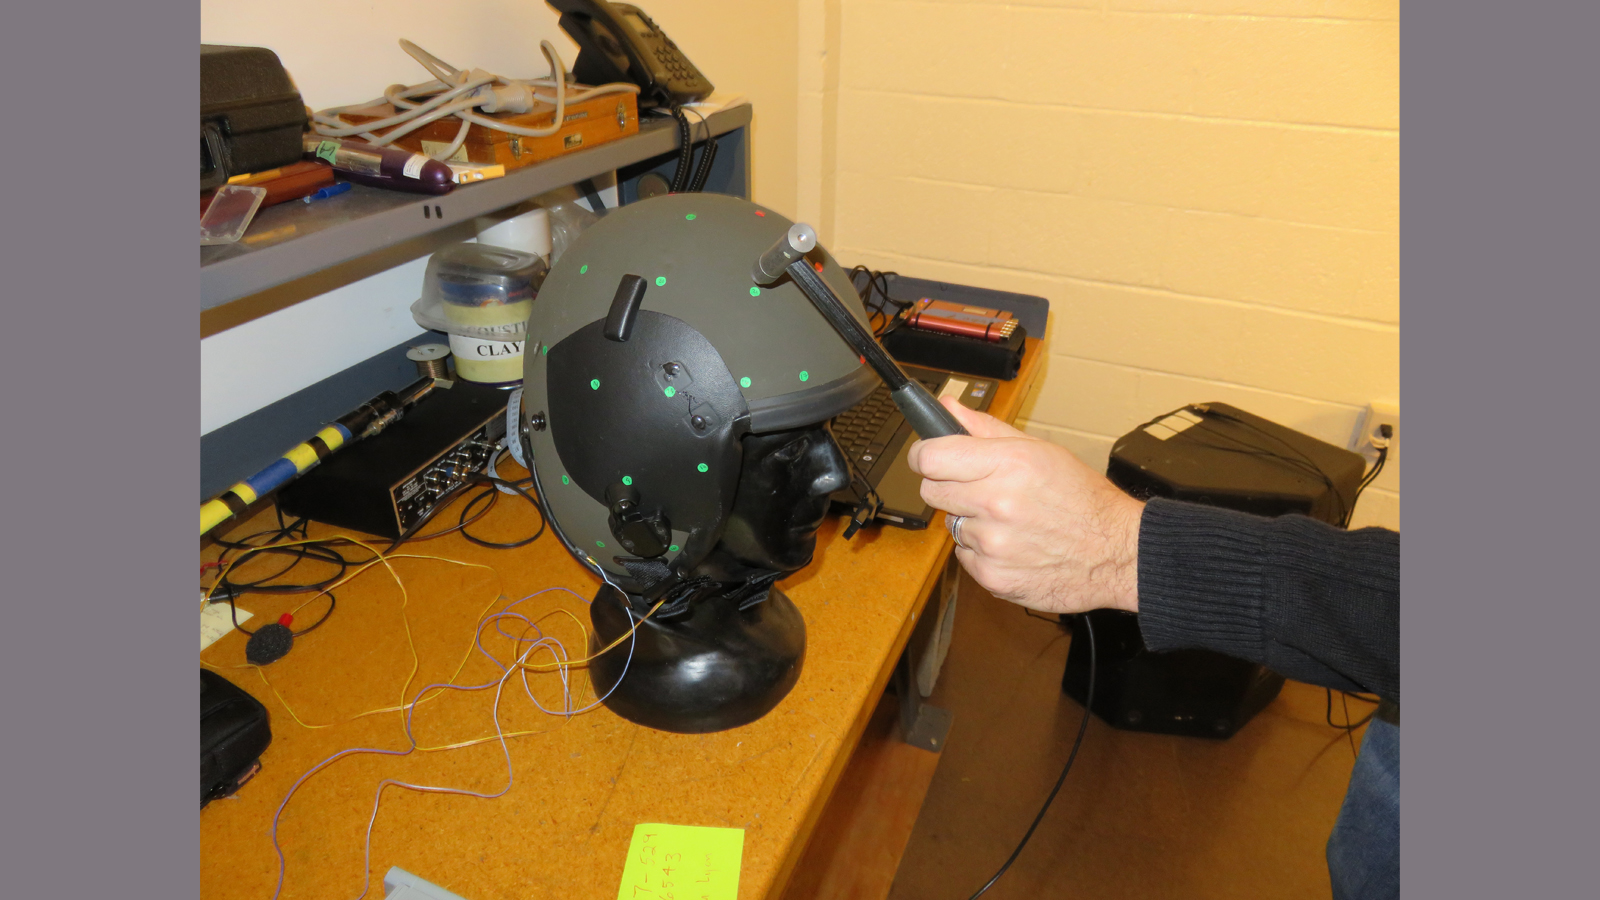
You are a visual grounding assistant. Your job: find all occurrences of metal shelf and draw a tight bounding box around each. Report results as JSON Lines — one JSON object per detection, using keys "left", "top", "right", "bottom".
{"left": 200, "top": 103, "right": 752, "bottom": 311}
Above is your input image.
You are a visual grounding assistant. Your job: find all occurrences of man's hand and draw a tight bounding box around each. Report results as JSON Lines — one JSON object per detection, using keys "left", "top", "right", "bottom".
{"left": 907, "top": 398, "right": 1145, "bottom": 616}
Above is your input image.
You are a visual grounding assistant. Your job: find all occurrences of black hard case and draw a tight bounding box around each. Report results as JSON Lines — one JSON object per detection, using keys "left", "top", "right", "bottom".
{"left": 201, "top": 45, "right": 306, "bottom": 190}
{"left": 201, "top": 669, "right": 271, "bottom": 807}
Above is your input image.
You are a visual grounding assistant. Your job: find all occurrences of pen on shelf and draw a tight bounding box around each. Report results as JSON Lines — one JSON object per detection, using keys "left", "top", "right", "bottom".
{"left": 303, "top": 182, "right": 353, "bottom": 203}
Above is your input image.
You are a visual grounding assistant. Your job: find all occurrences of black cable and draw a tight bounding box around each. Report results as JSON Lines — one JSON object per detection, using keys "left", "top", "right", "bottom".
{"left": 1325, "top": 687, "right": 1379, "bottom": 733}
{"left": 1342, "top": 445, "right": 1388, "bottom": 527}
{"left": 1340, "top": 693, "right": 1358, "bottom": 756}
{"left": 209, "top": 535, "right": 351, "bottom": 596}
{"left": 1133, "top": 404, "right": 1369, "bottom": 529}
{"left": 577, "top": 177, "right": 608, "bottom": 216}
{"left": 288, "top": 592, "right": 337, "bottom": 636}
{"left": 968, "top": 613, "right": 1097, "bottom": 900}
{"left": 847, "top": 265, "right": 910, "bottom": 337}
{"left": 218, "top": 585, "right": 334, "bottom": 641}
{"left": 204, "top": 472, "right": 506, "bottom": 641}
{"left": 669, "top": 104, "right": 694, "bottom": 193}
{"left": 1188, "top": 406, "right": 1351, "bottom": 524}
{"left": 456, "top": 475, "right": 548, "bottom": 549}
{"left": 684, "top": 106, "right": 717, "bottom": 192}
{"left": 206, "top": 451, "right": 548, "bottom": 648}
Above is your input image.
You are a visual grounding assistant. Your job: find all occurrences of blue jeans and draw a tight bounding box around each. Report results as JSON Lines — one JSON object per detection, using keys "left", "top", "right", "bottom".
{"left": 1326, "top": 718, "right": 1399, "bottom": 899}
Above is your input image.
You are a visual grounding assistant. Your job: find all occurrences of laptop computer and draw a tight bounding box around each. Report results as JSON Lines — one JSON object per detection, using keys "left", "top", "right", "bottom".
{"left": 827, "top": 364, "right": 997, "bottom": 529}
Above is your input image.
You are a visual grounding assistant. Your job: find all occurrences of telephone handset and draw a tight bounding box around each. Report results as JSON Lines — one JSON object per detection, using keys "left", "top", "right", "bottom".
{"left": 547, "top": 0, "right": 713, "bottom": 109}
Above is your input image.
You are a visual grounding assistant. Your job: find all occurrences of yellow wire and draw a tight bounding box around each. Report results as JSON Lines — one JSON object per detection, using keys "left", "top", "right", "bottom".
{"left": 201, "top": 529, "right": 629, "bottom": 738}
{"left": 514, "top": 597, "right": 666, "bottom": 670}
{"left": 202, "top": 536, "right": 512, "bottom": 729}
{"left": 412, "top": 618, "right": 591, "bottom": 751}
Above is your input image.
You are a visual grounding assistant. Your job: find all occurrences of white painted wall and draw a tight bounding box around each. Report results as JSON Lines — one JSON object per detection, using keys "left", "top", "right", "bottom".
{"left": 819, "top": 1, "right": 1401, "bottom": 529}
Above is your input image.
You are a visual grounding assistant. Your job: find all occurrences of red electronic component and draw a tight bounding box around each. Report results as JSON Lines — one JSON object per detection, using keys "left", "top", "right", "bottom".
{"left": 906, "top": 298, "right": 1018, "bottom": 343}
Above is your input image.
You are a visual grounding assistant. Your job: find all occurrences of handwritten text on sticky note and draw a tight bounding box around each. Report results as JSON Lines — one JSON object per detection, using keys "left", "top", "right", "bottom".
{"left": 616, "top": 823, "right": 744, "bottom": 900}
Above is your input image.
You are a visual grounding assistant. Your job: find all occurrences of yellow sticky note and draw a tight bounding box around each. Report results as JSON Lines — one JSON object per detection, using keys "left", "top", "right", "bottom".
{"left": 616, "top": 823, "right": 744, "bottom": 900}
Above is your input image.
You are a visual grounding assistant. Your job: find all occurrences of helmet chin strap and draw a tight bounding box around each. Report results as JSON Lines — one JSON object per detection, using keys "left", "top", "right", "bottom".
{"left": 617, "top": 556, "right": 783, "bottom": 620}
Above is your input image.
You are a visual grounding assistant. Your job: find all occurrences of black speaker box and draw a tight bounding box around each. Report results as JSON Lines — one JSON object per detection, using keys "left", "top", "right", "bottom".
{"left": 1061, "top": 403, "right": 1364, "bottom": 739}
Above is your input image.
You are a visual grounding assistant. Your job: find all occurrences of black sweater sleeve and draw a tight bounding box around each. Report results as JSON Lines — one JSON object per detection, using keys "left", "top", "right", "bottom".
{"left": 1135, "top": 497, "right": 1399, "bottom": 704}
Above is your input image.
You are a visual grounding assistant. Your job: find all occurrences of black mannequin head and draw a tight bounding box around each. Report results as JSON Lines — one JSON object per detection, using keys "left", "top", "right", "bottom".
{"left": 587, "top": 422, "right": 850, "bottom": 733}
{"left": 693, "top": 425, "right": 851, "bottom": 583}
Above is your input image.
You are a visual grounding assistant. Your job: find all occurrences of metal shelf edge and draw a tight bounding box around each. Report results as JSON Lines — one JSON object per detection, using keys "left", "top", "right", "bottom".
{"left": 200, "top": 103, "right": 752, "bottom": 312}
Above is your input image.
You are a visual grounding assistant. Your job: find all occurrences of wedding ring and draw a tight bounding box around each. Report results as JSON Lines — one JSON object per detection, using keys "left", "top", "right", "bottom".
{"left": 947, "top": 514, "right": 970, "bottom": 550}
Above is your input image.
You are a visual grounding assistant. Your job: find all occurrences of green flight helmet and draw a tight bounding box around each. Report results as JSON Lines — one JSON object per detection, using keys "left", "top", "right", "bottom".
{"left": 520, "top": 193, "right": 876, "bottom": 595}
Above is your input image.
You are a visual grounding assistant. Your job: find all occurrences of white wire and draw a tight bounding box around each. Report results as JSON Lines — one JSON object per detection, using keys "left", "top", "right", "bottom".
{"left": 312, "top": 39, "right": 642, "bottom": 161}
{"left": 269, "top": 584, "right": 632, "bottom": 899}
{"left": 485, "top": 446, "right": 521, "bottom": 496}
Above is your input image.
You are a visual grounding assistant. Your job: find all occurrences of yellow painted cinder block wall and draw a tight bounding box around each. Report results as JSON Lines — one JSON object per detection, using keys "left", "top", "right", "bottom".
{"left": 819, "top": 1, "right": 1400, "bottom": 529}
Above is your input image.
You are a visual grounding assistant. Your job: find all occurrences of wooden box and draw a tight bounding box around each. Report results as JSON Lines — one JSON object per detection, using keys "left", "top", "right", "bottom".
{"left": 338, "top": 87, "right": 639, "bottom": 171}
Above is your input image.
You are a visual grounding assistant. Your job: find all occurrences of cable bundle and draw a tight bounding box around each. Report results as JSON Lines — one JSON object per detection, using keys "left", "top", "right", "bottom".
{"left": 311, "top": 39, "right": 641, "bottom": 163}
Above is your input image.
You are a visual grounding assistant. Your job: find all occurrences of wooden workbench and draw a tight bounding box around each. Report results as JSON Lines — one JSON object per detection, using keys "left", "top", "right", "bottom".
{"left": 200, "top": 338, "right": 1044, "bottom": 900}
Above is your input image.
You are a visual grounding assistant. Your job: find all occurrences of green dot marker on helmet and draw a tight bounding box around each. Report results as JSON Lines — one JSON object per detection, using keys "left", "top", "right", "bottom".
{"left": 749, "top": 286, "right": 761, "bottom": 297}
{"left": 622, "top": 475, "right": 632, "bottom": 485}
{"left": 541, "top": 344, "right": 549, "bottom": 355}
{"left": 590, "top": 378, "right": 600, "bottom": 389}
{"left": 596, "top": 540, "right": 606, "bottom": 548}
{"left": 739, "top": 376, "right": 751, "bottom": 388}
{"left": 686, "top": 213, "right": 696, "bottom": 220}
{"left": 664, "top": 386, "right": 676, "bottom": 397}
{"left": 697, "top": 463, "right": 709, "bottom": 473}
{"left": 669, "top": 544, "right": 680, "bottom": 552}
{"left": 580, "top": 264, "right": 588, "bottom": 274}
{"left": 655, "top": 276, "right": 667, "bottom": 286}
{"left": 561, "top": 475, "right": 569, "bottom": 485}
{"left": 799, "top": 370, "right": 810, "bottom": 382}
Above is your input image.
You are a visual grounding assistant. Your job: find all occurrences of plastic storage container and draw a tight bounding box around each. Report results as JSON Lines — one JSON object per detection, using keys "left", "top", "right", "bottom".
{"left": 411, "top": 243, "right": 547, "bottom": 385}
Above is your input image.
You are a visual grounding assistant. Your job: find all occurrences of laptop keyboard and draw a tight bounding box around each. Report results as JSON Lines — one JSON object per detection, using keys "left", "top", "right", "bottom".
{"left": 828, "top": 376, "right": 942, "bottom": 468}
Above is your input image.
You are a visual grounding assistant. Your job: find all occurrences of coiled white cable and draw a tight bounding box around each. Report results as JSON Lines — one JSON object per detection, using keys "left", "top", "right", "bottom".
{"left": 313, "top": 39, "right": 642, "bottom": 161}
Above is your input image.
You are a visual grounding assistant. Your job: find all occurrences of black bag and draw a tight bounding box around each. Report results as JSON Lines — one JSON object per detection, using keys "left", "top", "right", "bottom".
{"left": 201, "top": 45, "right": 307, "bottom": 190}
{"left": 201, "top": 669, "right": 271, "bottom": 808}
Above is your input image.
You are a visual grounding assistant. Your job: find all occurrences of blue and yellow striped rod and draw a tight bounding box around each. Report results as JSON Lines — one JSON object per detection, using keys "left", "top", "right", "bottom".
{"left": 200, "top": 424, "right": 352, "bottom": 536}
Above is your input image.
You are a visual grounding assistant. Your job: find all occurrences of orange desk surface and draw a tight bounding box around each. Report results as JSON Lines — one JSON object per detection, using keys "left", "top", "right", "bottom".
{"left": 201, "top": 338, "right": 1043, "bottom": 900}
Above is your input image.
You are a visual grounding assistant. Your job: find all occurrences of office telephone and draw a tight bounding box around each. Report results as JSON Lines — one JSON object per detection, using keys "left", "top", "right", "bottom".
{"left": 548, "top": 0, "right": 713, "bottom": 108}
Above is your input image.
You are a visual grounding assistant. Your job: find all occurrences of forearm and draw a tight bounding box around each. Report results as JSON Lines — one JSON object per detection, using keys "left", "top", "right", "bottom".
{"left": 1134, "top": 498, "right": 1400, "bottom": 703}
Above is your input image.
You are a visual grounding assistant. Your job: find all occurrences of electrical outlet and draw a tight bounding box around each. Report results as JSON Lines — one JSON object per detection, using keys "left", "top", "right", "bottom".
{"left": 1353, "top": 401, "right": 1399, "bottom": 458}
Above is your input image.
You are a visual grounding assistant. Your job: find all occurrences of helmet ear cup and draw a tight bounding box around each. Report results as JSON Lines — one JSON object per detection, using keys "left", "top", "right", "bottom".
{"left": 545, "top": 309, "right": 748, "bottom": 586}
{"left": 605, "top": 481, "right": 671, "bottom": 558}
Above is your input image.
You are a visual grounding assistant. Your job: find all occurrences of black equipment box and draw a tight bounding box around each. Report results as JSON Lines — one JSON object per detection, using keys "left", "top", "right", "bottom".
{"left": 201, "top": 669, "right": 271, "bottom": 807}
{"left": 882, "top": 323, "right": 1026, "bottom": 381}
{"left": 1106, "top": 402, "right": 1366, "bottom": 521}
{"left": 1062, "top": 402, "right": 1365, "bottom": 739}
{"left": 201, "top": 45, "right": 307, "bottom": 190}
{"left": 846, "top": 270, "right": 1047, "bottom": 382}
{"left": 279, "top": 382, "right": 509, "bottom": 539}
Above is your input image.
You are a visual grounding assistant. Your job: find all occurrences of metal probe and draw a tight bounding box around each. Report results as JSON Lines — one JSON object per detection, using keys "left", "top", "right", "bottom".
{"left": 753, "top": 223, "right": 969, "bottom": 440}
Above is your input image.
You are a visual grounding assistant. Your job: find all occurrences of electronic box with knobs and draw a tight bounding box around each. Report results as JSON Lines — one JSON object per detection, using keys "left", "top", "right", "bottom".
{"left": 279, "top": 382, "right": 509, "bottom": 539}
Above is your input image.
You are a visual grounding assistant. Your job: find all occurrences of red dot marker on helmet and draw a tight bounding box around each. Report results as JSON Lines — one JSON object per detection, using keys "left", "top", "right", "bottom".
{"left": 755, "top": 210, "right": 766, "bottom": 217}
